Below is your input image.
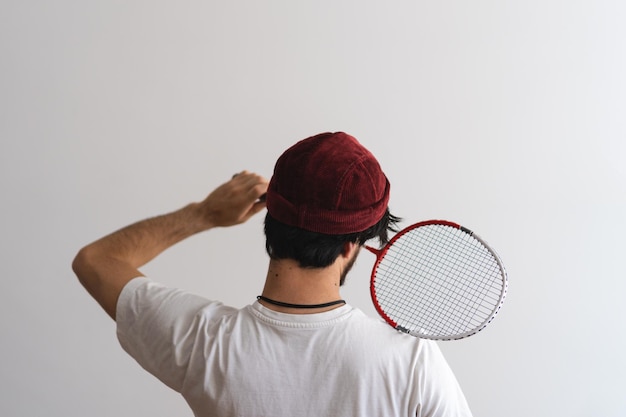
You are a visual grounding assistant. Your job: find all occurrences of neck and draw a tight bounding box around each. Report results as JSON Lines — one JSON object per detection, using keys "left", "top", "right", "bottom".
{"left": 259, "top": 258, "right": 344, "bottom": 314}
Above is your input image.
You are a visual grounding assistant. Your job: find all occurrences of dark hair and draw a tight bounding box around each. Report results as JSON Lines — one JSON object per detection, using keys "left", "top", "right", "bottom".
{"left": 264, "top": 209, "right": 401, "bottom": 268}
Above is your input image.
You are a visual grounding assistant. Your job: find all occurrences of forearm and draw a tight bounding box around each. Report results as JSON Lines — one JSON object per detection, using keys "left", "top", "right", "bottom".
{"left": 72, "top": 203, "right": 208, "bottom": 319}
{"left": 78, "top": 203, "right": 207, "bottom": 269}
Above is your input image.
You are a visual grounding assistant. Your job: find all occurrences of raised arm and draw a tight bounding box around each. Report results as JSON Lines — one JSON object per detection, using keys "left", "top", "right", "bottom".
{"left": 72, "top": 171, "right": 268, "bottom": 320}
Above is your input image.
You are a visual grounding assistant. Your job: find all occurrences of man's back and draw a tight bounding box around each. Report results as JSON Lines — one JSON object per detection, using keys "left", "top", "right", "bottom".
{"left": 75, "top": 133, "right": 473, "bottom": 416}
{"left": 117, "top": 278, "right": 472, "bottom": 417}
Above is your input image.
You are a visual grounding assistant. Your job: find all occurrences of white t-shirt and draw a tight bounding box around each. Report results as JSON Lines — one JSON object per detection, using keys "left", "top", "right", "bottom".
{"left": 116, "top": 277, "right": 473, "bottom": 417}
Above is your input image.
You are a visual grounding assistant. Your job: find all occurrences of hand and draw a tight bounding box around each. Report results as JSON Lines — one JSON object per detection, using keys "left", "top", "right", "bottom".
{"left": 198, "top": 171, "right": 269, "bottom": 228}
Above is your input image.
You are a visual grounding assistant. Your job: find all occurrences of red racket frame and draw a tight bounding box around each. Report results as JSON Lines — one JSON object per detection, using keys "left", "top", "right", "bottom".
{"left": 366, "top": 219, "right": 507, "bottom": 340}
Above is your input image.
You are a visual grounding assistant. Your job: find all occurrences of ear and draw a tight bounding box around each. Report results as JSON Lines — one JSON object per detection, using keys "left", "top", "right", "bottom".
{"left": 341, "top": 241, "right": 360, "bottom": 259}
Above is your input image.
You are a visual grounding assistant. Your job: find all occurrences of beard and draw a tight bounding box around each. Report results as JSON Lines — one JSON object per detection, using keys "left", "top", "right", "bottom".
{"left": 339, "top": 247, "right": 360, "bottom": 286}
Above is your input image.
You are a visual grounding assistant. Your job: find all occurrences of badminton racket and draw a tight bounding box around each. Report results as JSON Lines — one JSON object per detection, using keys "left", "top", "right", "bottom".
{"left": 366, "top": 220, "right": 507, "bottom": 340}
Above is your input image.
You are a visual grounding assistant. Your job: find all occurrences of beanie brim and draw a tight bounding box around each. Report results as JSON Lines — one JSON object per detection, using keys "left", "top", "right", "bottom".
{"left": 267, "top": 178, "right": 390, "bottom": 234}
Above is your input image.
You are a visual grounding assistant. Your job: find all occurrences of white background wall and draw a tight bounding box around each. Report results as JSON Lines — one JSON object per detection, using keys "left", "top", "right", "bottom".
{"left": 2, "top": 1, "right": 625, "bottom": 416}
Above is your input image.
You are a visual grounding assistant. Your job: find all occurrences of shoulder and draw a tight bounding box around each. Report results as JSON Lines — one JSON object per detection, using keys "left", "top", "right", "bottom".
{"left": 339, "top": 307, "right": 458, "bottom": 375}
{"left": 116, "top": 278, "right": 238, "bottom": 332}
{"left": 345, "top": 311, "right": 472, "bottom": 416}
{"left": 332, "top": 306, "right": 428, "bottom": 355}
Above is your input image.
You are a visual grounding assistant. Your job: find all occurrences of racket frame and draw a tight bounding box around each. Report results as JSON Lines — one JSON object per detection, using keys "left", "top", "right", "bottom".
{"left": 367, "top": 219, "right": 508, "bottom": 340}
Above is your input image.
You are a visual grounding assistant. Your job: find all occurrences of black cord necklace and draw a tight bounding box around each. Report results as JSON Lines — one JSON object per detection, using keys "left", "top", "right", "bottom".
{"left": 257, "top": 295, "right": 346, "bottom": 309}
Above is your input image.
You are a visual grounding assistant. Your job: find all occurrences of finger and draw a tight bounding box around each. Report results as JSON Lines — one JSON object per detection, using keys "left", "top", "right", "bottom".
{"left": 231, "top": 171, "right": 266, "bottom": 191}
{"left": 232, "top": 170, "right": 249, "bottom": 180}
{"left": 241, "top": 174, "right": 269, "bottom": 199}
{"left": 245, "top": 200, "right": 268, "bottom": 219}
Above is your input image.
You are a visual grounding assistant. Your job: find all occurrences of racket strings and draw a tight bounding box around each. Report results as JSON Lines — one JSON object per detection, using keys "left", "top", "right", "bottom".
{"left": 373, "top": 225, "right": 505, "bottom": 338}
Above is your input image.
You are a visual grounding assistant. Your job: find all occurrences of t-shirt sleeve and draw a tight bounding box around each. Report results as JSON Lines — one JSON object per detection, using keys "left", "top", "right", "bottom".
{"left": 116, "top": 277, "right": 237, "bottom": 392}
{"left": 415, "top": 340, "right": 473, "bottom": 417}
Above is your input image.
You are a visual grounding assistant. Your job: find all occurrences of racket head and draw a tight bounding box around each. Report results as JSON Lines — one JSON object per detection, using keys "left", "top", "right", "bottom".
{"left": 368, "top": 220, "right": 507, "bottom": 340}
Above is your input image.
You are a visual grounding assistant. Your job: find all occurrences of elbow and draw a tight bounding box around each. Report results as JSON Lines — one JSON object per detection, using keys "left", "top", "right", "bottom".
{"left": 72, "top": 245, "right": 96, "bottom": 286}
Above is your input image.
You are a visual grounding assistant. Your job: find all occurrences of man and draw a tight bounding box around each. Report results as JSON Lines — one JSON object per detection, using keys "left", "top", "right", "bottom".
{"left": 73, "top": 132, "right": 472, "bottom": 416}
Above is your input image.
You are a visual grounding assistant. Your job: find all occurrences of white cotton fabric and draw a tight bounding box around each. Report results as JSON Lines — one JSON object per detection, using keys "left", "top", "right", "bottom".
{"left": 116, "top": 277, "right": 472, "bottom": 417}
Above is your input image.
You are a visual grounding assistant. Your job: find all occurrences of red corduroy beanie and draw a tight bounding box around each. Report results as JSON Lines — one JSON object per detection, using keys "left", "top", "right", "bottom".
{"left": 266, "top": 132, "right": 390, "bottom": 234}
